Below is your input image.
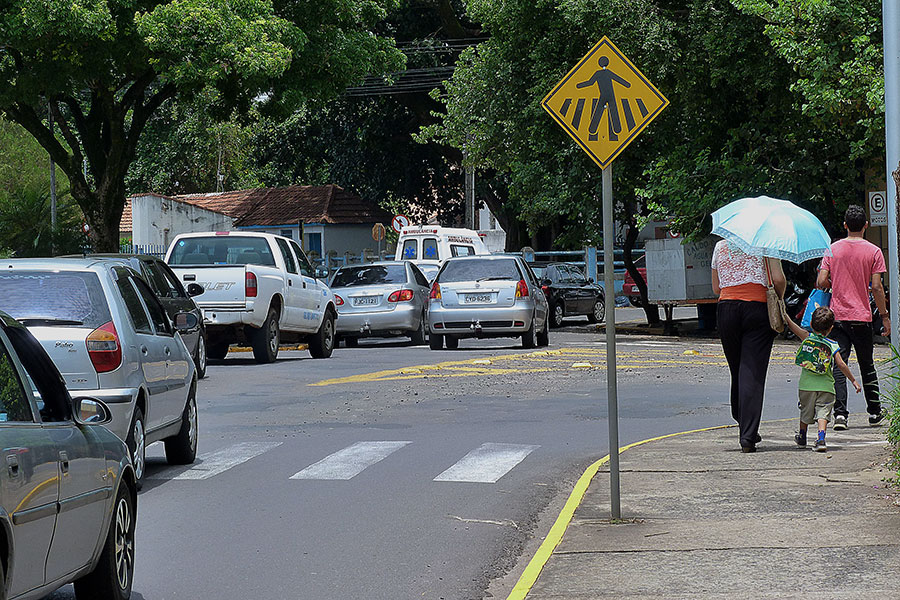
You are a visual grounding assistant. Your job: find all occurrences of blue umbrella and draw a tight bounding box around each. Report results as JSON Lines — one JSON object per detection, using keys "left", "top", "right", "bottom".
{"left": 711, "top": 196, "right": 832, "bottom": 263}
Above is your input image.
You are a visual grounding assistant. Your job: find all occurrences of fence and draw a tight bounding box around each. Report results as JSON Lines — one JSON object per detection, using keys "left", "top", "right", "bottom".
{"left": 117, "top": 243, "right": 167, "bottom": 257}
{"left": 521, "top": 247, "right": 644, "bottom": 295}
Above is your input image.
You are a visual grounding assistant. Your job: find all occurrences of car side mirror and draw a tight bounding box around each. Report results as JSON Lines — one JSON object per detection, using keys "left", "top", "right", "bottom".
{"left": 72, "top": 397, "right": 112, "bottom": 425}
{"left": 541, "top": 279, "right": 552, "bottom": 287}
{"left": 315, "top": 266, "right": 329, "bottom": 279}
{"left": 174, "top": 311, "right": 199, "bottom": 332}
{"left": 588, "top": 277, "right": 595, "bottom": 283}
{"left": 187, "top": 283, "right": 204, "bottom": 297}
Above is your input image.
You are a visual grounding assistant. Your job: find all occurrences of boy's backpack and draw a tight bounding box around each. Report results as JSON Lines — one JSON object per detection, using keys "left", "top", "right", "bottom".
{"left": 795, "top": 335, "right": 834, "bottom": 374}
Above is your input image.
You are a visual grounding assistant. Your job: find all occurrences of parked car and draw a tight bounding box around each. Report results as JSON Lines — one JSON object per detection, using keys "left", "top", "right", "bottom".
{"left": 166, "top": 232, "right": 337, "bottom": 363}
{"left": 415, "top": 260, "right": 441, "bottom": 283}
{"left": 622, "top": 255, "right": 647, "bottom": 308}
{"left": 529, "top": 261, "right": 606, "bottom": 327}
{"left": 428, "top": 255, "right": 550, "bottom": 349}
{"left": 0, "top": 310, "right": 137, "bottom": 600}
{"left": 69, "top": 254, "right": 209, "bottom": 378}
{"left": 331, "top": 261, "right": 431, "bottom": 346}
{"left": 0, "top": 258, "right": 199, "bottom": 489}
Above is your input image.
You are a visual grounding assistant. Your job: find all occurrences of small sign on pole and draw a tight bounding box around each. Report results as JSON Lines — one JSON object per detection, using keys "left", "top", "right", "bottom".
{"left": 392, "top": 214, "right": 410, "bottom": 233}
{"left": 869, "top": 190, "right": 888, "bottom": 226}
{"left": 372, "top": 223, "right": 386, "bottom": 242}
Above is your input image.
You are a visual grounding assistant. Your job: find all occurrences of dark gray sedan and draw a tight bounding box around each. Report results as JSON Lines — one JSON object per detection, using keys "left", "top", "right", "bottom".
{"left": 0, "top": 312, "right": 137, "bottom": 600}
{"left": 331, "top": 262, "right": 431, "bottom": 346}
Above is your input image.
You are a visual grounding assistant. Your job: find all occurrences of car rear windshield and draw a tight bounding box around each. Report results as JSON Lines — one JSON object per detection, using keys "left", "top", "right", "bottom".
{"left": 331, "top": 265, "right": 407, "bottom": 288}
{"left": 438, "top": 259, "right": 521, "bottom": 283}
{"left": 530, "top": 265, "right": 547, "bottom": 279}
{"left": 169, "top": 236, "right": 277, "bottom": 267}
{"left": 0, "top": 271, "right": 112, "bottom": 329}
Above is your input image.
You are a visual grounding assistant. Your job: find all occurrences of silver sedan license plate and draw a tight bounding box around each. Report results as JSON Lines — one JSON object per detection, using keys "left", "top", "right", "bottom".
{"left": 464, "top": 293, "right": 493, "bottom": 304}
{"left": 354, "top": 296, "right": 379, "bottom": 306}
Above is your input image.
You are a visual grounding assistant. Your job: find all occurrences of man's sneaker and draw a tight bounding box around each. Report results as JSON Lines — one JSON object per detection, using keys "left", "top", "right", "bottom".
{"left": 868, "top": 411, "right": 886, "bottom": 426}
{"left": 815, "top": 439, "right": 827, "bottom": 452}
{"left": 833, "top": 415, "right": 848, "bottom": 430}
{"left": 794, "top": 431, "right": 807, "bottom": 447}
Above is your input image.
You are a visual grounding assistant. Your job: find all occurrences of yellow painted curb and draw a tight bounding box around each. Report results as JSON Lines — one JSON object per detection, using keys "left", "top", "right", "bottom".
{"left": 505, "top": 422, "right": 738, "bottom": 600}
{"left": 230, "top": 344, "right": 309, "bottom": 353}
{"left": 571, "top": 362, "right": 593, "bottom": 369}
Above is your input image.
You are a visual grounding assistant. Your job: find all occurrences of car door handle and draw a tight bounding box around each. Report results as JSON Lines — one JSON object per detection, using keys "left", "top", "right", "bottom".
{"left": 6, "top": 455, "right": 18, "bottom": 477}
{"left": 164, "top": 347, "right": 171, "bottom": 356}
{"left": 140, "top": 346, "right": 149, "bottom": 355}
{"left": 288, "top": 279, "right": 293, "bottom": 286}
{"left": 302, "top": 281, "right": 307, "bottom": 288}
{"left": 59, "top": 451, "right": 69, "bottom": 474}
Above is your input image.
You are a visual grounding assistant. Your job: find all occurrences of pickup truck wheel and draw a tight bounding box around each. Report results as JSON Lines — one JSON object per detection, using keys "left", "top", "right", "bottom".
{"left": 193, "top": 333, "right": 208, "bottom": 379}
{"left": 309, "top": 311, "right": 335, "bottom": 358}
{"left": 429, "top": 333, "right": 444, "bottom": 350}
{"left": 409, "top": 313, "right": 426, "bottom": 345}
{"left": 207, "top": 342, "right": 229, "bottom": 360}
{"left": 252, "top": 308, "right": 280, "bottom": 363}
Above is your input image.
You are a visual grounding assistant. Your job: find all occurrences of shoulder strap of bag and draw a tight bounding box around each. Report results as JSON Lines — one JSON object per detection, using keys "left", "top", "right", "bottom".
{"left": 764, "top": 258, "right": 774, "bottom": 290}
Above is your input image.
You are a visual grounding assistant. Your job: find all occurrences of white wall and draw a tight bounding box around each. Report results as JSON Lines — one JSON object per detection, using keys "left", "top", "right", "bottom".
{"left": 131, "top": 194, "right": 234, "bottom": 246}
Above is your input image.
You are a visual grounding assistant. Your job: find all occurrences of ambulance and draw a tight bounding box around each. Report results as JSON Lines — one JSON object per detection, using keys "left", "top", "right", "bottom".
{"left": 394, "top": 226, "right": 490, "bottom": 266}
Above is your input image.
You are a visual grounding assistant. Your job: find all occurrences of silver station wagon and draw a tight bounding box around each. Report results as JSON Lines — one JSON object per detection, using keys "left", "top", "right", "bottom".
{"left": 0, "top": 311, "right": 137, "bottom": 600}
{"left": 427, "top": 255, "right": 550, "bottom": 349}
{"left": 331, "top": 262, "right": 431, "bottom": 346}
{"left": 0, "top": 259, "right": 200, "bottom": 489}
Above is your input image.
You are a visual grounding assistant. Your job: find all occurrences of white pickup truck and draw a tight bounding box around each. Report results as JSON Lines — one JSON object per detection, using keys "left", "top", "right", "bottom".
{"left": 165, "top": 231, "right": 337, "bottom": 363}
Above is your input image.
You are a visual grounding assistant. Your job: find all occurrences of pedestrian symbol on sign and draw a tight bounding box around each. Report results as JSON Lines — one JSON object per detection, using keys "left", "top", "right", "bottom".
{"left": 576, "top": 56, "right": 631, "bottom": 141}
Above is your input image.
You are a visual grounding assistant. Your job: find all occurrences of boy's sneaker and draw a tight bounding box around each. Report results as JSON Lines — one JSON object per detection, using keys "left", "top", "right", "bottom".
{"left": 794, "top": 432, "right": 807, "bottom": 447}
{"left": 814, "top": 439, "right": 827, "bottom": 452}
{"left": 833, "top": 415, "right": 848, "bottom": 430}
{"left": 868, "top": 410, "right": 886, "bottom": 426}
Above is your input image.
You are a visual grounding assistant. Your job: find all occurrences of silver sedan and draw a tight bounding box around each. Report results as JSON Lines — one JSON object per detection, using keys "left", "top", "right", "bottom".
{"left": 331, "top": 262, "right": 431, "bottom": 346}
{"left": 0, "top": 311, "right": 137, "bottom": 600}
{"left": 427, "top": 255, "right": 550, "bottom": 349}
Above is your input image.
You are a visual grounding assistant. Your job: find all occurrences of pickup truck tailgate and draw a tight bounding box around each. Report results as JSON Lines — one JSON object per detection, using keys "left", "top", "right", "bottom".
{"left": 171, "top": 266, "right": 248, "bottom": 308}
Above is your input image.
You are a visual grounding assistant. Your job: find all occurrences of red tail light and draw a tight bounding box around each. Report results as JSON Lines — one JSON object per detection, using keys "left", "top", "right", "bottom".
{"left": 335, "top": 294, "right": 344, "bottom": 306}
{"left": 245, "top": 271, "right": 258, "bottom": 298}
{"left": 86, "top": 321, "right": 122, "bottom": 373}
{"left": 515, "top": 279, "right": 529, "bottom": 298}
{"left": 429, "top": 282, "right": 442, "bottom": 300}
{"left": 388, "top": 289, "right": 415, "bottom": 302}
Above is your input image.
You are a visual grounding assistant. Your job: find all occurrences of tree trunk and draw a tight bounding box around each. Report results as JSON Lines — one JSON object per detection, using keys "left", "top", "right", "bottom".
{"left": 622, "top": 200, "right": 660, "bottom": 325}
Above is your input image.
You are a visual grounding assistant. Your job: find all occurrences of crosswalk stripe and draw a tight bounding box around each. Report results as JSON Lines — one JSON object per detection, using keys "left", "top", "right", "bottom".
{"left": 153, "top": 442, "right": 282, "bottom": 481}
{"left": 434, "top": 443, "right": 540, "bottom": 483}
{"left": 290, "top": 441, "right": 411, "bottom": 480}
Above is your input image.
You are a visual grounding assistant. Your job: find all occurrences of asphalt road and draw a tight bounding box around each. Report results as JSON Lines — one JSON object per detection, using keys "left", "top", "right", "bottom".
{"left": 47, "top": 322, "right": 884, "bottom": 600}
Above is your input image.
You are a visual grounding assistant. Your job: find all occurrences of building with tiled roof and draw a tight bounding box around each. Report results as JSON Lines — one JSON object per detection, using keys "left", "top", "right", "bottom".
{"left": 126, "top": 185, "right": 391, "bottom": 259}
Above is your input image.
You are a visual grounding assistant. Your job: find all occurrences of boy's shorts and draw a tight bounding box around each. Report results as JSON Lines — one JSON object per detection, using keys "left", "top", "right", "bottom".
{"left": 798, "top": 390, "right": 835, "bottom": 425}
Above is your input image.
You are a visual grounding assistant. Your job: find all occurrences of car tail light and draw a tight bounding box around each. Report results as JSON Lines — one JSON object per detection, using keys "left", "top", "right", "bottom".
{"left": 335, "top": 294, "right": 344, "bottom": 306}
{"left": 86, "top": 321, "right": 122, "bottom": 373}
{"left": 429, "top": 282, "right": 441, "bottom": 300}
{"left": 515, "top": 279, "right": 529, "bottom": 298}
{"left": 388, "top": 289, "right": 414, "bottom": 302}
{"left": 245, "top": 271, "right": 258, "bottom": 298}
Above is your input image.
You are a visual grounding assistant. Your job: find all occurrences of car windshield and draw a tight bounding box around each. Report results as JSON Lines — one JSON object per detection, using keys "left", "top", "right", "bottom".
{"left": 0, "top": 271, "right": 112, "bottom": 329}
{"left": 332, "top": 265, "right": 407, "bottom": 288}
{"left": 169, "top": 236, "right": 277, "bottom": 267}
{"left": 438, "top": 259, "right": 521, "bottom": 283}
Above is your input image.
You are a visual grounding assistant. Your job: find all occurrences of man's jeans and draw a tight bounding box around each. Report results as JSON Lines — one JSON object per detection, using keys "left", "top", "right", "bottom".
{"left": 831, "top": 321, "right": 881, "bottom": 417}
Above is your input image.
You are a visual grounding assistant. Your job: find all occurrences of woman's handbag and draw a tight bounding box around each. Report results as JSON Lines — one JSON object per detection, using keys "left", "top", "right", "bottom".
{"left": 800, "top": 289, "right": 832, "bottom": 329}
{"left": 765, "top": 259, "right": 785, "bottom": 333}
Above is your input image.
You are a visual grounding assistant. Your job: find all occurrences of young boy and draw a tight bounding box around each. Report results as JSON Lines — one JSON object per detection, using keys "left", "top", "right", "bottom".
{"left": 784, "top": 306, "right": 861, "bottom": 452}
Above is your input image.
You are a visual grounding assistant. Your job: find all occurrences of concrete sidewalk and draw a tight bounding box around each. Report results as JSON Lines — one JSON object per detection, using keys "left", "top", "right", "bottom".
{"left": 525, "top": 418, "right": 900, "bottom": 599}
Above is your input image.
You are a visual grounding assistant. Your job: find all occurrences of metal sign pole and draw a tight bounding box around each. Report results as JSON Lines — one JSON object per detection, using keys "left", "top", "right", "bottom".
{"left": 602, "top": 165, "right": 621, "bottom": 519}
{"left": 884, "top": 1, "right": 900, "bottom": 350}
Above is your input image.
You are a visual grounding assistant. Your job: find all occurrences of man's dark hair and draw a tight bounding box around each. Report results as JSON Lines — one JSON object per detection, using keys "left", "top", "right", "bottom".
{"left": 844, "top": 205, "right": 867, "bottom": 232}
{"left": 811, "top": 306, "right": 835, "bottom": 334}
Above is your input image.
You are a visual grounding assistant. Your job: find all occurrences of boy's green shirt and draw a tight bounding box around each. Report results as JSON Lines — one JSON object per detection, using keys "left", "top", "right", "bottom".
{"left": 797, "top": 332, "right": 841, "bottom": 394}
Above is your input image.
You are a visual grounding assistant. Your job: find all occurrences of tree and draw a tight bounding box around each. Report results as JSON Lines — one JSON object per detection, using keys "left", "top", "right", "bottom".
{"left": 0, "top": 0, "right": 404, "bottom": 251}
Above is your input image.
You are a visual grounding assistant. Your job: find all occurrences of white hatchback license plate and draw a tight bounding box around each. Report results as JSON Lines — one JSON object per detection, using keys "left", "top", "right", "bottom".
{"left": 354, "top": 296, "right": 379, "bottom": 306}
{"left": 464, "top": 293, "right": 493, "bottom": 304}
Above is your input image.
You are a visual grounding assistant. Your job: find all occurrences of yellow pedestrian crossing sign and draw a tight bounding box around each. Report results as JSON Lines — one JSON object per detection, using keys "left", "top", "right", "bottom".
{"left": 542, "top": 37, "right": 668, "bottom": 168}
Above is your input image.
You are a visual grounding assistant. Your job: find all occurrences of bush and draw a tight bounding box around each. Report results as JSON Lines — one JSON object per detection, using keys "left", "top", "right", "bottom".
{"left": 885, "top": 346, "right": 900, "bottom": 476}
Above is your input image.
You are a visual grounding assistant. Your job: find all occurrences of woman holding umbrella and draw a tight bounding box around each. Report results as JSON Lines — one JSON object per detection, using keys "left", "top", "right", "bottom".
{"left": 710, "top": 196, "right": 832, "bottom": 453}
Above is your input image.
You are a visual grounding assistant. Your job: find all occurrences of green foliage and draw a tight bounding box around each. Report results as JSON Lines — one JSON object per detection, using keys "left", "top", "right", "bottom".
{"left": 885, "top": 346, "right": 900, "bottom": 477}
{"left": 0, "top": 183, "right": 86, "bottom": 257}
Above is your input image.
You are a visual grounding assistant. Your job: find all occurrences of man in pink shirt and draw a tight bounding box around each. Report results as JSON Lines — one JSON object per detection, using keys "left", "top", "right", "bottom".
{"left": 816, "top": 205, "right": 890, "bottom": 429}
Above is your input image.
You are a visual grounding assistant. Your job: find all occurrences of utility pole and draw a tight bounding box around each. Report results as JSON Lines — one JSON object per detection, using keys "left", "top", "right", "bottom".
{"left": 48, "top": 103, "right": 57, "bottom": 232}
{"left": 884, "top": 1, "right": 899, "bottom": 350}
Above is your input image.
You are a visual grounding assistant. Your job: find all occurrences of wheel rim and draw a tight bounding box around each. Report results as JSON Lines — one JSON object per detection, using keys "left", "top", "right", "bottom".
{"left": 197, "top": 336, "right": 207, "bottom": 372}
{"left": 595, "top": 301, "right": 605, "bottom": 322}
{"left": 132, "top": 418, "right": 145, "bottom": 480}
{"left": 554, "top": 305, "right": 564, "bottom": 326}
{"left": 188, "top": 397, "right": 198, "bottom": 453}
{"left": 268, "top": 318, "right": 279, "bottom": 354}
{"left": 114, "top": 496, "right": 134, "bottom": 591}
{"left": 324, "top": 317, "right": 334, "bottom": 351}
